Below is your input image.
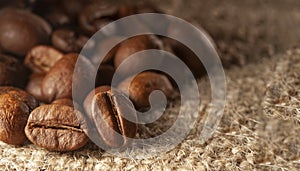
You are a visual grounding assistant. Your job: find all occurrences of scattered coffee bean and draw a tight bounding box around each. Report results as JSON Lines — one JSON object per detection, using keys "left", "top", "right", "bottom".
{"left": 84, "top": 87, "right": 137, "bottom": 148}
{"left": 42, "top": 53, "right": 95, "bottom": 103}
{"left": 26, "top": 74, "right": 46, "bottom": 102}
{"left": 52, "top": 28, "right": 90, "bottom": 53}
{"left": 0, "top": 87, "right": 38, "bottom": 145}
{"left": 25, "top": 104, "right": 88, "bottom": 151}
{"left": 44, "top": 9, "right": 71, "bottom": 29}
{"left": 79, "top": 3, "right": 118, "bottom": 36}
{"left": 24, "top": 45, "right": 63, "bottom": 74}
{"left": 0, "top": 8, "right": 51, "bottom": 56}
{"left": 118, "top": 71, "right": 174, "bottom": 110}
{"left": 0, "top": 53, "right": 29, "bottom": 88}
{"left": 114, "top": 35, "right": 158, "bottom": 77}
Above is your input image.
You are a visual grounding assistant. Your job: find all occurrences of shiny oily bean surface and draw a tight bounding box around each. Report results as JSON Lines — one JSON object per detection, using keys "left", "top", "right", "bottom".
{"left": 25, "top": 104, "right": 88, "bottom": 151}
{"left": 84, "top": 88, "right": 137, "bottom": 148}
{"left": 118, "top": 72, "right": 174, "bottom": 110}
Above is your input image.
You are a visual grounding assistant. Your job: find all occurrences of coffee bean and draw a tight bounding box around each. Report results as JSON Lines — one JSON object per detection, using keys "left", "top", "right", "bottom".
{"left": 79, "top": 3, "right": 118, "bottom": 36}
{"left": 114, "top": 35, "right": 158, "bottom": 77}
{"left": 44, "top": 10, "right": 71, "bottom": 28}
{"left": 118, "top": 71, "right": 174, "bottom": 110}
{"left": 0, "top": 8, "right": 51, "bottom": 56}
{"left": 95, "top": 65, "right": 115, "bottom": 87}
{"left": 26, "top": 74, "right": 46, "bottom": 102}
{"left": 24, "top": 45, "right": 63, "bottom": 74}
{"left": 42, "top": 53, "right": 95, "bottom": 103}
{"left": 51, "top": 28, "right": 90, "bottom": 53}
{"left": 25, "top": 104, "right": 88, "bottom": 151}
{"left": 52, "top": 98, "right": 82, "bottom": 111}
{"left": 84, "top": 87, "right": 137, "bottom": 148}
{"left": 0, "top": 87, "right": 38, "bottom": 145}
{"left": 0, "top": 53, "right": 29, "bottom": 88}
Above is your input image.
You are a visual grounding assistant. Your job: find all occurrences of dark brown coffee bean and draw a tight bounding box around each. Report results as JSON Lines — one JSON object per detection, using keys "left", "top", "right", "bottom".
{"left": 0, "top": 53, "right": 29, "bottom": 88}
{"left": 0, "top": 87, "right": 38, "bottom": 145}
{"left": 118, "top": 72, "right": 174, "bottom": 110}
{"left": 51, "top": 28, "right": 90, "bottom": 53}
{"left": 61, "top": 0, "right": 88, "bottom": 22}
{"left": 26, "top": 74, "right": 46, "bottom": 102}
{"left": 24, "top": 45, "right": 63, "bottom": 74}
{"left": 25, "top": 104, "right": 88, "bottom": 151}
{"left": 79, "top": 3, "right": 118, "bottom": 36}
{"left": 42, "top": 53, "right": 95, "bottom": 103}
{"left": 95, "top": 65, "right": 115, "bottom": 87}
{"left": 83, "top": 85, "right": 111, "bottom": 113}
{"left": 84, "top": 87, "right": 137, "bottom": 148}
{"left": 0, "top": 8, "right": 51, "bottom": 56}
{"left": 44, "top": 10, "right": 71, "bottom": 28}
{"left": 114, "top": 35, "right": 157, "bottom": 77}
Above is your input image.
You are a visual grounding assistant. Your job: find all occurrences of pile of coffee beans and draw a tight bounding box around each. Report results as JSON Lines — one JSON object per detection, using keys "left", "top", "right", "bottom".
{"left": 0, "top": 1, "right": 204, "bottom": 151}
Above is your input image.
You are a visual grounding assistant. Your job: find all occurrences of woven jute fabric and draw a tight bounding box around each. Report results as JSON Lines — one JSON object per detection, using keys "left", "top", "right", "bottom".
{"left": 1, "top": 54, "right": 300, "bottom": 170}
{"left": 263, "top": 49, "right": 300, "bottom": 124}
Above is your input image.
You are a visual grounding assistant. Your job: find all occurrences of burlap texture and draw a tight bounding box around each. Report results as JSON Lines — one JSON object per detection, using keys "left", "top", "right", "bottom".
{"left": 263, "top": 49, "right": 300, "bottom": 124}
{"left": 1, "top": 0, "right": 300, "bottom": 170}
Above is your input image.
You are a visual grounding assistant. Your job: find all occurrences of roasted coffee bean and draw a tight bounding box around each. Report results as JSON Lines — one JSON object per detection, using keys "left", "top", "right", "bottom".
{"left": 42, "top": 53, "right": 95, "bottom": 103}
{"left": 0, "top": 53, "right": 29, "bottom": 88}
{"left": 52, "top": 28, "right": 90, "bottom": 53}
{"left": 44, "top": 10, "right": 71, "bottom": 28}
{"left": 0, "top": 87, "right": 38, "bottom": 145}
{"left": 118, "top": 72, "right": 174, "bottom": 110}
{"left": 79, "top": 3, "right": 118, "bottom": 36}
{"left": 25, "top": 104, "right": 88, "bottom": 151}
{"left": 61, "top": 0, "right": 88, "bottom": 21}
{"left": 52, "top": 98, "right": 82, "bottom": 111}
{"left": 84, "top": 87, "right": 137, "bottom": 148}
{"left": 0, "top": 8, "right": 51, "bottom": 56}
{"left": 95, "top": 65, "right": 115, "bottom": 87}
{"left": 114, "top": 35, "right": 158, "bottom": 77}
{"left": 26, "top": 74, "right": 46, "bottom": 102}
{"left": 24, "top": 45, "right": 63, "bottom": 74}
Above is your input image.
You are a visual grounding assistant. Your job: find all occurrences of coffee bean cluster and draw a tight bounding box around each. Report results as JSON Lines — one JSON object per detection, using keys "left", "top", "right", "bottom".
{"left": 0, "top": 1, "right": 203, "bottom": 151}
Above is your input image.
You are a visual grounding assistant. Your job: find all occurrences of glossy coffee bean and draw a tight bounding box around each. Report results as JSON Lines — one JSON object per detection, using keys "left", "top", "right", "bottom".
{"left": 79, "top": 3, "right": 118, "bottom": 36}
{"left": 24, "top": 45, "right": 63, "bottom": 74}
{"left": 44, "top": 10, "right": 71, "bottom": 28}
{"left": 0, "top": 87, "right": 38, "bottom": 145}
{"left": 25, "top": 104, "right": 88, "bottom": 151}
{"left": 42, "top": 53, "right": 95, "bottom": 103}
{"left": 0, "top": 8, "right": 51, "bottom": 56}
{"left": 52, "top": 28, "right": 90, "bottom": 53}
{"left": 84, "top": 87, "right": 137, "bottom": 148}
{"left": 114, "top": 35, "right": 157, "bottom": 77}
{"left": 118, "top": 72, "right": 174, "bottom": 110}
{"left": 26, "top": 74, "right": 46, "bottom": 102}
{"left": 0, "top": 53, "right": 29, "bottom": 88}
